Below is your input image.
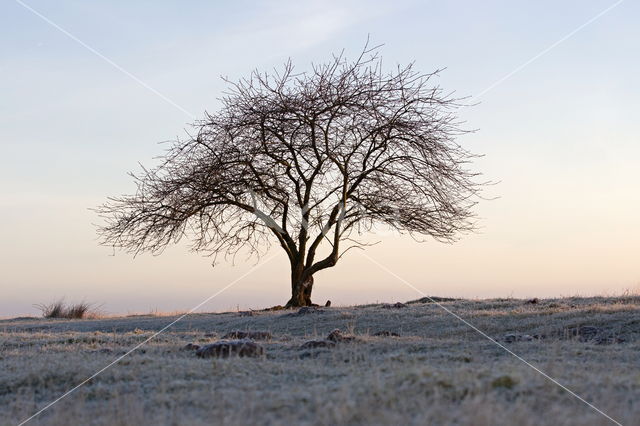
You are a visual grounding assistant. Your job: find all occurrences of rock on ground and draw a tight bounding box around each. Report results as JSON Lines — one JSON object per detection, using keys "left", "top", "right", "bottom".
{"left": 299, "top": 329, "right": 357, "bottom": 350}
{"left": 182, "top": 343, "right": 201, "bottom": 351}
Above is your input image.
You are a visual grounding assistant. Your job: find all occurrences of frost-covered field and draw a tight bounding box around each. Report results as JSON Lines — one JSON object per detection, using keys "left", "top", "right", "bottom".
{"left": 1, "top": 297, "right": 638, "bottom": 425}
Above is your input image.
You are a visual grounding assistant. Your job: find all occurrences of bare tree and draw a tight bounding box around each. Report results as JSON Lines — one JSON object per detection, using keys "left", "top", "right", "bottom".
{"left": 96, "top": 45, "right": 482, "bottom": 307}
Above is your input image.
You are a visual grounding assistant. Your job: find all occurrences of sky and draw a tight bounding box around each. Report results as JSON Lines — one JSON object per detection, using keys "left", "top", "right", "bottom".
{"left": 1, "top": 0, "right": 639, "bottom": 317}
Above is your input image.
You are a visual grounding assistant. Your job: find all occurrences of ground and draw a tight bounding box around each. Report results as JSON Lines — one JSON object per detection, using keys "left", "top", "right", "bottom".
{"left": 1, "top": 296, "right": 639, "bottom": 425}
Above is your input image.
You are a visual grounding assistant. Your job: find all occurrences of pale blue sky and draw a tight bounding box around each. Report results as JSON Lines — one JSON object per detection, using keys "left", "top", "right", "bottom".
{"left": 1, "top": 1, "right": 638, "bottom": 317}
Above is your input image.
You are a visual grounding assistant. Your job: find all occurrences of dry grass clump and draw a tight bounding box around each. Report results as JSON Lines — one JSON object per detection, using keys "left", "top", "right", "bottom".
{"left": 35, "top": 300, "right": 98, "bottom": 319}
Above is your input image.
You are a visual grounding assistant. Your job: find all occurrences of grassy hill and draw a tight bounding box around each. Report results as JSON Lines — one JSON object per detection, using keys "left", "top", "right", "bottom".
{"left": 2, "top": 296, "right": 639, "bottom": 425}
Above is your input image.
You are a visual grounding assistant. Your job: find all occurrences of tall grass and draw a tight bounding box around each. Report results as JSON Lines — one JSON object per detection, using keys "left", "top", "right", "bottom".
{"left": 35, "top": 300, "right": 97, "bottom": 319}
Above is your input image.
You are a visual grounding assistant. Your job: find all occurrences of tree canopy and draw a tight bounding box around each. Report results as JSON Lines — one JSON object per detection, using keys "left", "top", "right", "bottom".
{"left": 97, "top": 45, "right": 482, "bottom": 306}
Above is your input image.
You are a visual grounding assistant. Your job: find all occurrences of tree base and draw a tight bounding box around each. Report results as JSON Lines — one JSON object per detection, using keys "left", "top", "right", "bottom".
{"left": 284, "top": 298, "right": 315, "bottom": 308}
{"left": 285, "top": 275, "right": 315, "bottom": 308}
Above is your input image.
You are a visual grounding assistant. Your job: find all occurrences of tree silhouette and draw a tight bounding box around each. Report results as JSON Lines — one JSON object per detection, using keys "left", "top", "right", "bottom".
{"left": 96, "top": 45, "right": 482, "bottom": 307}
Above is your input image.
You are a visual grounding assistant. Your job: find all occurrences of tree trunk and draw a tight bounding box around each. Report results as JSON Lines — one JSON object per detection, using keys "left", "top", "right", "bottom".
{"left": 285, "top": 274, "right": 314, "bottom": 307}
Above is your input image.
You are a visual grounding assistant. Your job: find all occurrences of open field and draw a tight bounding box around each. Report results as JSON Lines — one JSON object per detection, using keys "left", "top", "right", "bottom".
{"left": 1, "top": 296, "right": 639, "bottom": 426}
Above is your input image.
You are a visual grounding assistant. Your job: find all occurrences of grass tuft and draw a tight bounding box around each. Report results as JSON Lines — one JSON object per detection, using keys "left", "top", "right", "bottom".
{"left": 491, "top": 375, "right": 517, "bottom": 389}
{"left": 35, "top": 300, "right": 98, "bottom": 319}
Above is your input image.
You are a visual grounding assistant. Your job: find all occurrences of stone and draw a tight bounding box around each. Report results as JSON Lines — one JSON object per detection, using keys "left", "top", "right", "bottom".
{"left": 298, "top": 328, "right": 357, "bottom": 350}
{"left": 503, "top": 334, "right": 517, "bottom": 343}
{"left": 221, "top": 331, "right": 272, "bottom": 341}
{"left": 195, "top": 340, "right": 263, "bottom": 358}
{"left": 182, "top": 343, "right": 201, "bottom": 351}
{"left": 525, "top": 298, "right": 539, "bottom": 304}
{"left": 325, "top": 300, "right": 332, "bottom": 307}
